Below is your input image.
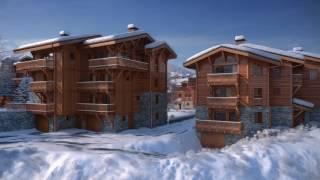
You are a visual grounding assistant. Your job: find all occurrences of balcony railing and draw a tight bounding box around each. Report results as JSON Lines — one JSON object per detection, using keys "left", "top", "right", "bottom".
{"left": 207, "top": 73, "right": 239, "bottom": 86}
{"left": 207, "top": 97, "right": 238, "bottom": 109}
{"left": 293, "top": 74, "right": 303, "bottom": 86}
{"left": 15, "top": 59, "right": 54, "bottom": 72}
{"left": 196, "top": 120, "right": 242, "bottom": 134}
{"left": 7, "top": 103, "right": 54, "bottom": 114}
{"left": 30, "top": 81, "right": 54, "bottom": 92}
{"left": 76, "top": 103, "right": 115, "bottom": 113}
{"left": 77, "top": 81, "right": 114, "bottom": 92}
{"left": 88, "top": 57, "right": 149, "bottom": 71}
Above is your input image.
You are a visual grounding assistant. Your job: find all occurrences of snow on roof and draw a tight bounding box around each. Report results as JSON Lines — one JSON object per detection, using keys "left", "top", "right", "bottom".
{"left": 83, "top": 31, "right": 150, "bottom": 45}
{"left": 293, "top": 98, "right": 314, "bottom": 108}
{"left": 290, "top": 50, "right": 320, "bottom": 59}
{"left": 186, "top": 44, "right": 281, "bottom": 62}
{"left": 128, "top": 24, "right": 136, "bottom": 29}
{"left": 240, "top": 43, "right": 305, "bottom": 60}
{"left": 17, "top": 34, "right": 100, "bottom": 50}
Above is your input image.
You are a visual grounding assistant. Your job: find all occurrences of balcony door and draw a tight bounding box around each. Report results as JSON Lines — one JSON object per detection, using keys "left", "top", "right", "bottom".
{"left": 214, "top": 86, "right": 236, "bottom": 97}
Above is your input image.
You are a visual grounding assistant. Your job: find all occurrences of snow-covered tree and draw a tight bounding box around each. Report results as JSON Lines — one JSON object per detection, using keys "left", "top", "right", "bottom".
{"left": 13, "top": 77, "right": 32, "bottom": 103}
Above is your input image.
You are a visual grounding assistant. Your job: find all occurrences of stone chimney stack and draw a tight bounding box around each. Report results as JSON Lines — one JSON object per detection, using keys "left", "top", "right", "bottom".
{"left": 235, "top": 35, "right": 246, "bottom": 45}
{"left": 127, "top": 24, "right": 139, "bottom": 32}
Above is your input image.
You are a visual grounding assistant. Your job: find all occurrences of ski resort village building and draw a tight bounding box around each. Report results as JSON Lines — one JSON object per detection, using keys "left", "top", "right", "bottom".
{"left": 12, "top": 24, "right": 176, "bottom": 132}
{"left": 184, "top": 36, "right": 320, "bottom": 148}
{"left": 169, "top": 75, "right": 196, "bottom": 110}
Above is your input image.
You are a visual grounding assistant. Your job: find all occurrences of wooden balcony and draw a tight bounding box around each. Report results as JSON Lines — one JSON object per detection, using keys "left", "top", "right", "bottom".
{"left": 207, "top": 97, "right": 238, "bottom": 109}
{"left": 76, "top": 103, "right": 115, "bottom": 114}
{"left": 88, "top": 57, "right": 149, "bottom": 71}
{"left": 207, "top": 73, "right": 239, "bottom": 86}
{"left": 293, "top": 74, "right": 303, "bottom": 87}
{"left": 77, "top": 81, "right": 114, "bottom": 92}
{"left": 196, "top": 120, "right": 243, "bottom": 134}
{"left": 30, "top": 81, "right": 54, "bottom": 92}
{"left": 26, "top": 103, "right": 54, "bottom": 114}
{"left": 15, "top": 59, "right": 54, "bottom": 72}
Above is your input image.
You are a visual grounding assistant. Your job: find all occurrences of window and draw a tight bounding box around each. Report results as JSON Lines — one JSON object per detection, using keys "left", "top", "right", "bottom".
{"left": 229, "top": 112, "right": 237, "bottom": 121}
{"left": 70, "top": 53, "right": 75, "bottom": 60}
{"left": 214, "top": 112, "right": 226, "bottom": 121}
{"left": 214, "top": 87, "right": 236, "bottom": 97}
{"left": 226, "top": 55, "right": 236, "bottom": 63}
{"left": 254, "top": 88, "right": 262, "bottom": 98}
{"left": 252, "top": 64, "right": 263, "bottom": 76}
{"left": 254, "top": 112, "right": 263, "bottom": 123}
{"left": 155, "top": 95, "right": 159, "bottom": 104}
{"left": 273, "top": 88, "right": 281, "bottom": 96}
{"left": 136, "top": 96, "right": 140, "bottom": 101}
{"left": 122, "top": 116, "right": 126, "bottom": 122}
{"left": 155, "top": 112, "right": 160, "bottom": 120}
{"left": 214, "top": 55, "right": 224, "bottom": 64}
{"left": 154, "top": 78, "right": 158, "bottom": 87}
{"left": 309, "top": 69, "right": 318, "bottom": 80}
{"left": 271, "top": 67, "right": 281, "bottom": 79}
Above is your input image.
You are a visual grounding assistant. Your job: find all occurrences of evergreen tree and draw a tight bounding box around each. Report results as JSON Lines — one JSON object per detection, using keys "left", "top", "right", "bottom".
{"left": 0, "top": 60, "right": 16, "bottom": 105}
{"left": 13, "top": 77, "right": 32, "bottom": 103}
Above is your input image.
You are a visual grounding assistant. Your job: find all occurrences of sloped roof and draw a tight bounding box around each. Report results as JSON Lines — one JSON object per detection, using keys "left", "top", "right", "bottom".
{"left": 14, "top": 34, "right": 101, "bottom": 52}
{"left": 83, "top": 31, "right": 153, "bottom": 45}
{"left": 290, "top": 50, "right": 320, "bottom": 60}
{"left": 145, "top": 41, "right": 177, "bottom": 59}
{"left": 240, "top": 43, "right": 304, "bottom": 60}
{"left": 185, "top": 43, "right": 282, "bottom": 63}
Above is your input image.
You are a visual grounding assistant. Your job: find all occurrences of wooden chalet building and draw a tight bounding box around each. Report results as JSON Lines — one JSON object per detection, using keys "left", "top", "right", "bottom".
{"left": 171, "top": 76, "right": 196, "bottom": 110}
{"left": 13, "top": 24, "right": 176, "bottom": 132}
{"left": 184, "top": 35, "right": 320, "bottom": 148}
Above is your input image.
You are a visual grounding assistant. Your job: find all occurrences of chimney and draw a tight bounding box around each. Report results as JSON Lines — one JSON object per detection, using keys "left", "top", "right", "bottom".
{"left": 235, "top": 35, "right": 246, "bottom": 45}
{"left": 59, "top": 30, "right": 70, "bottom": 36}
{"left": 293, "top": 47, "right": 303, "bottom": 52}
{"left": 127, "top": 24, "right": 139, "bottom": 32}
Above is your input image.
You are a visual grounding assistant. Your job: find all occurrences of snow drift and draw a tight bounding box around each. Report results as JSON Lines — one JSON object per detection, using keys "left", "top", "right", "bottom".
{"left": 0, "top": 119, "right": 319, "bottom": 180}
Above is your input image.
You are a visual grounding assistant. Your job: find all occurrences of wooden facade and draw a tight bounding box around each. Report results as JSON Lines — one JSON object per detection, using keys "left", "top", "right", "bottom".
{"left": 171, "top": 77, "right": 196, "bottom": 110}
{"left": 13, "top": 26, "right": 176, "bottom": 132}
{"left": 184, "top": 41, "right": 320, "bottom": 148}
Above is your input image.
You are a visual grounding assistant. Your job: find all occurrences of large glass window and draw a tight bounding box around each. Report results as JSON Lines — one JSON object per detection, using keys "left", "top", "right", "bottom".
{"left": 252, "top": 64, "right": 263, "bottom": 76}
{"left": 212, "top": 54, "right": 238, "bottom": 73}
{"left": 271, "top": 67, "right": 281, "bottom": 79}
{"left": 214, "top": 112, "right": 226, "bottom": 121}
{"left": 309, "top": 69, "right": 318, "bottom": 80}
{"left": 254, "top": 88, "right": 263, "bottom": 98}
{"left": 214, "top": 87, "right": 236, "bottom": 97}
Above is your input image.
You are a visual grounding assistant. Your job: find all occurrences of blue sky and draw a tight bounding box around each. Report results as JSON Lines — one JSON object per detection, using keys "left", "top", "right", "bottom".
{"left": 0, "top": 0, "right": 319, "bottom": 67}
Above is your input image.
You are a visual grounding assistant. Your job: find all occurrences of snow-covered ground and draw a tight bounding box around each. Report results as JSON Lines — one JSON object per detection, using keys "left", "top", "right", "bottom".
{"left": 0, "top": 119, "right": 320, "bottom": 180}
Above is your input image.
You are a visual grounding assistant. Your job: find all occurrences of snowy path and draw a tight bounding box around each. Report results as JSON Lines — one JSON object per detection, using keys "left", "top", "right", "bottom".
{"left": 0, "top": 119, "right": 320, "bottom": 180}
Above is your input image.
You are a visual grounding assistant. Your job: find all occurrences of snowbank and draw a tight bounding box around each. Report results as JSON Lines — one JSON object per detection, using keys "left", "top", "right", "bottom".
{"left": 0, "top": 120, "right": 320, "bottom": 180}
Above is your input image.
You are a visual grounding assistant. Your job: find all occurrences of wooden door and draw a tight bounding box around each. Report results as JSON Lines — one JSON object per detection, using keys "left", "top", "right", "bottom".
{"left": 35, "top": 115, "right": 49, "bottom": 132}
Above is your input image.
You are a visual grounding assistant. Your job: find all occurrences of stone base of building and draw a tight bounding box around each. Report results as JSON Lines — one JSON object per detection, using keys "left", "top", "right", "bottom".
{"left": 134, "top": 92, "right": 167, "bottom": 129}
{"left": 0, "top": 111, "right": 35, "bottom": 132}
{"left": 304, "top": 108, "right": 320, "bottom": 124}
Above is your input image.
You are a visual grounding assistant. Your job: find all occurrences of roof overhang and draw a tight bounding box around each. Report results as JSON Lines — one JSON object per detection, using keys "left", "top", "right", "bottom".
{"left": 82, "top": 33, "right": 154, "bottom": 48}
{"left": 14, "top": 35, "right": 101, "bottom": 53}
{"left": 184, "top": 47, "right": 281, "bottom": 69}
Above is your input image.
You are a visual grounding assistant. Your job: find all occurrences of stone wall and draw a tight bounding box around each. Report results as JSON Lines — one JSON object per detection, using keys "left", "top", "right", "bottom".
{"left": 270, "top": 107, "right": 293, "bottom": 127}
{"left": 134, "top": 92, "right": 167, "bottom": 128}
{"left": 305, "top": 108, "right": 320, "bottom": 123}
{"left": 195, "top": 106, "right": 208, "bottom": 120}
{"left": 224, "top": 134, "right": 242, "bottom": 145}
{"left": 0, "top": 111, "right": 35, "bottom": 132}
{"left": 240, "top": 107, "right": 270, "bottom": 137}
{"left": 113, "top": 115, "right": 129, "bottom": 132}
